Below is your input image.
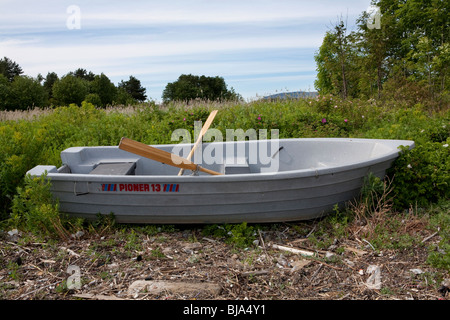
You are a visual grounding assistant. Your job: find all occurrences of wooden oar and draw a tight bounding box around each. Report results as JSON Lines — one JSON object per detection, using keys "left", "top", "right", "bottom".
{"left": 178, "top": 109, "right": 218, "bottom": 176}
{"left": 119, "top": 137, "right": 223, "bottom": 176}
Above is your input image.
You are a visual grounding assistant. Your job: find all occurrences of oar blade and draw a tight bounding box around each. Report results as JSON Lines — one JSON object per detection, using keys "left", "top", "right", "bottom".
{"left": 178, "top": 109, "right": 218, "bottom": 176}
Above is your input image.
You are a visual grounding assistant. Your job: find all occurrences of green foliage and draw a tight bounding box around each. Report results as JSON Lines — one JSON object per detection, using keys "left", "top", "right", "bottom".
{"left": 352, "top": 104, "right": 449, "bottom": 209}
{"left": 150, "top": 248, "right": 166, "bottom": 259}
{"left": 8, "top": 76, "right": 48, "bottom": 110}
{"left": 10, "top": 173, "right": 70, "bottom": 240}
{"left": 115, "top": 87, "right": 137, "bottom": 105}
{"left": 53, "top": 75, "right": 89, "bottom": 106}
{"left": 426, "top": 201, "right": 450, "bottom": 271}
{"left": 315, "top": 0, "right": 449, "bottom": 104}
{"left": 314, "top": 32, "right": 337, "bottom": 96}
{"left": 307, "top": 206, "right": 350, "bottom": 250}
{"left": 0, "top": 74, "right": 9, "bottom": 110}
{"left": 162, "top": 74, "right": 241, "bottom": 103}
{"left": 202, "top": 222, "right": 256, "bottom": 248}
{"left": 90, "top": 73, "right": 117, "bottom": 107}
{"left": 89, "top": 212, "right": 117, "bottom": 232}
{"left": 83, "top": 93, "right": 102, "bottom": 106}
{"left": 368, "top": 216, "right": 424, "bottom": 251}
{"left": 0, "top": 59, "right": 149, "bottom": 110}
{"left": 118, "top": 76, "right": 147, "bottom": 102}
{"left": 360, "top": 172, "right": 386, "bottom": 212}
{"left": 388, "top": 141, "right": 449, "bottom": 209}
{"left": 5, "top": 259, "right": 22, "bottom": 281}
{"left": 0, "top": 75, "right": 48, "bottom": 110}
{"left": 314, "top": 20, "right": 360, "bottom": 99}
{"left": 0, "top": 57, "right": 23, "bottom": 82}
{"left": 43, "top": 72, "right": 59, "bottom": 103}
{"left": 123, "top": 229, "right": 144, "bottom": 253}
{"left": 69, "top": 68, "right": 95, "bottom": 81}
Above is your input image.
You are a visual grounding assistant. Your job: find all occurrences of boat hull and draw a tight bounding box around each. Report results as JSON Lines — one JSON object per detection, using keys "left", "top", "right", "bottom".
{"left": 26, "top": 138, "right": 414, "bottom": 224}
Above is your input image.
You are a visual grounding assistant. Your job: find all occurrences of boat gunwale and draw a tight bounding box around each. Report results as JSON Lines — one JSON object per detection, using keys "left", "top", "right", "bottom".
{"left": 30, "top": 138, "right": 415, "bottom": 183}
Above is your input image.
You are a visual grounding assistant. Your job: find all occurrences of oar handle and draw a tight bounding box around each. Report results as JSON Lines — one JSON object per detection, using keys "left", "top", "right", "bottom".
{"left": 119, "top": 137, "right": 223, "bottom": 176}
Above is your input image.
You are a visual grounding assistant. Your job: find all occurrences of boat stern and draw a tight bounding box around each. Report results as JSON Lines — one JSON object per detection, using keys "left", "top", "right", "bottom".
{"left": 26, "top": 165, "right": 58, "bottom": 176}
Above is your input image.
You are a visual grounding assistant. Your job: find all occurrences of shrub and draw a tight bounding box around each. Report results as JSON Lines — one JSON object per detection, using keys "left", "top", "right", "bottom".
{"left": 83, "top": 93, "right": 102, "bottom": 107}
{"left": 10, "top": 173, "right": 71, "bottom": 240}
{"left": 388, "top": 141, "right": 450, "bottom": 209}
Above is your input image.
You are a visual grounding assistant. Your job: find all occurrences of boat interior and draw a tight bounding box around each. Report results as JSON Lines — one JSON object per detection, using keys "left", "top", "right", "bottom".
{"left": 55, "top": 139, "right": 405, "bottom": 176}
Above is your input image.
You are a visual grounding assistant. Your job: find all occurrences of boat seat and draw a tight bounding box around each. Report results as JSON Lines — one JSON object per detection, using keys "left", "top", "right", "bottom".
{"left": 224, "top": 156, "right": 250, "bottom": 174}
{"left": 89, "top": 162, "right": 136, "bottom": 175}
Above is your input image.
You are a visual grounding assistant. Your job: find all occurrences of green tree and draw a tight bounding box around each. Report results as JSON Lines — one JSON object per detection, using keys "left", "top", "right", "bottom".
{"left": 43, "top": 72, "right": 59, "bottom": 103}
{"left": 69, "top": 68, "right": 95, "bottom": 81}
{"left": 315, "top": 0, "right": 449, "bottom": 103}
{"left": 379, "top": 0, "right": 448, "bottom": 96}
{"left": 314, "top": 31, "right": 340, "bottom": 96}
{"left": 163, "top": 74, "right": 198, "bottom": 102}
{"left": 0, "top": 74, "right": 10, "bottom": 110}
{"left": 114, "top": 87, "right": 136, "bottom": 105}
{"left": 0, "top": 57, "right": 23, "bottom": 82}
{"left": 90, "top": 73, "right": 117, "bottom": 107}
{"left": 162, "top": 74, "right": 240, "bottom": 102}
{"left": 433, "top": 43, "right": 450, "bottom": 95}
{"left": 118, "top": 76, "right": 147, "bottom": 102}
{"left": 335, "top": 20, "right": 350, "bottom": 99}
{"left": 354, "top": 6, "right": 389, "bottom": 98}
{"left": 314, "top": 19, "right": 359, "bottom": 98}
{"left": 6, "top": 76, "right": 48, "bottom": 110}
{"left": 52, "top": 74, "right": 89, "bottom": 106}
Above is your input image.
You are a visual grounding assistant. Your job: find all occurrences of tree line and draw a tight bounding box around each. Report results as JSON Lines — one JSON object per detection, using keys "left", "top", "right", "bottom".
{"left": 314, "top": 0, "right": 449, "bottom": 107}
{"left": 0, "top": 57, "right": 241, "bottom": 111}
{"left": 0, "top": 59, "right": 147, "bottom": 110}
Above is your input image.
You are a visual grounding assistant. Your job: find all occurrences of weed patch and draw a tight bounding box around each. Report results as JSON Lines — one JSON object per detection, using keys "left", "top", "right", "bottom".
{"left": 10, "top": 173, "right": 73, "bottom": 240}
{"left": 426, "top": 201, "right": 450, "bottom": 271}
{"left": 202, "top": 222, "right": 257, "bottom": 248}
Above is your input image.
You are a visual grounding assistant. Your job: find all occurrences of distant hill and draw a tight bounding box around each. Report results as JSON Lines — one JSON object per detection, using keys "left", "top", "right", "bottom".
{"left": 263, "top": 91, "right": 318, "bottom": 100}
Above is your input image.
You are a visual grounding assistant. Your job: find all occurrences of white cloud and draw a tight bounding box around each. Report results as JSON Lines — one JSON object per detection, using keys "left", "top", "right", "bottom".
{"left": 0, "top": 0, "right": 366, "bottom": 29}
{"left": 0, "top": 23, "right": 322, "bottom": 74}
{"left": 0, "top": 0, "right": 371, "bottom": 99}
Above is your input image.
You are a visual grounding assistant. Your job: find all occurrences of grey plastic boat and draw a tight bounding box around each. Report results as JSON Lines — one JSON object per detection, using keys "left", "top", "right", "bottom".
{"left": 26, "top": 138, "right": 414, "bottom": 224}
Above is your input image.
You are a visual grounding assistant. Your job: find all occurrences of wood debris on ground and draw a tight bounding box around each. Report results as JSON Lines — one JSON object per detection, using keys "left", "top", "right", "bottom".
{"left": 0, "top": 225, "right": 447, "bottom": 301}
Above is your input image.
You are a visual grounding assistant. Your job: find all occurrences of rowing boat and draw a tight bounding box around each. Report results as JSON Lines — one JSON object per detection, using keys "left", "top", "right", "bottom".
{"left": 26, "top": 137, "right": 414, "bottom": 224}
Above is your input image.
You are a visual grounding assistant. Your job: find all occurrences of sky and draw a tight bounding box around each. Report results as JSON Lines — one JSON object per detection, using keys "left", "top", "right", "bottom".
{"left": 0, "top": 0, "right": 373, "bottom": 102}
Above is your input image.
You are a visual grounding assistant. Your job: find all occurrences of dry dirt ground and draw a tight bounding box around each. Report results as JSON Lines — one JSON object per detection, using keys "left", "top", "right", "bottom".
{"left": 1, "top": 221, "right": 448, "bottom": 304}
